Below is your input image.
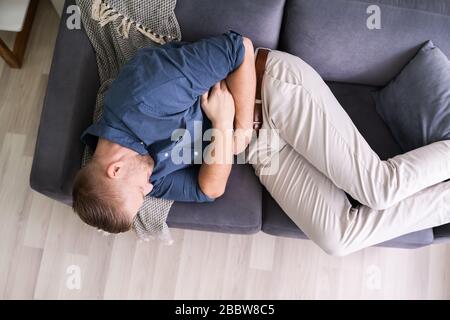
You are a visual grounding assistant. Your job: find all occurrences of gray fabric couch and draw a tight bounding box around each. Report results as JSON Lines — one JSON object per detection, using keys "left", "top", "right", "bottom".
{"left": 30, "top": 0, "right": 450, "bottom": 248}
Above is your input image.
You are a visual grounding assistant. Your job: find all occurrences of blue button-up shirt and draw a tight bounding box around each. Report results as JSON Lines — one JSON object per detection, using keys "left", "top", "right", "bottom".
{"left": 81, "top": 31, "right": 245, "bottom": 202}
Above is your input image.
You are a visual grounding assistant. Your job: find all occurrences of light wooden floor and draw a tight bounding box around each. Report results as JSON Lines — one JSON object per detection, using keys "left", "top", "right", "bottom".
{"left": 1, "top": 0, "right": 450, "bottom": 300}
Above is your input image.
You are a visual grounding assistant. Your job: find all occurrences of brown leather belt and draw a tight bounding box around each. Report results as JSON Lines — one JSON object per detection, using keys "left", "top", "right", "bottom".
{"left": 253, "top": 48, "right": 270, "bottom": 136}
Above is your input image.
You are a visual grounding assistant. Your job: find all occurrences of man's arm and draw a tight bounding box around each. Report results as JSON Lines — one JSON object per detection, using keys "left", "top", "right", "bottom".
{"left": 166, "top": 31, "right": 246, "bottom": 98}
{"left": 198, "top": 81, "right": 235, "bottom": 198}
{"left": 153, "top": 32, "right": 254, "bottom": 154}
{"left": 226, "top": 37, "right": 256, "bottom": 154}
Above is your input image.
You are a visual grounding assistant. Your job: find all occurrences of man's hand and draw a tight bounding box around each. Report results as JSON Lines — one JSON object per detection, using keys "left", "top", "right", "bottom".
{"left": 201, "top": 80, "right": 235, "bottom": 127}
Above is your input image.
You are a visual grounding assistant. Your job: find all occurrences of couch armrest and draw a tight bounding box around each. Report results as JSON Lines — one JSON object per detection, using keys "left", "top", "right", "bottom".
{"left": 30, "top": 0, "right": 99, "bottom": 204}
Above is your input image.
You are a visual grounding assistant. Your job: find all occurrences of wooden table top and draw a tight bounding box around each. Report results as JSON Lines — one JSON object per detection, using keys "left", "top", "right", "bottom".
{"left": 0, "top": 0, "right": 31, "bottom": 32}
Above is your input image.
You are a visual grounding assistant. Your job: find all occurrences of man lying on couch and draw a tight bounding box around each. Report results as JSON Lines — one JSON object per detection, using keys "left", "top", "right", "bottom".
{"left": 73, "top": 31, "right": 450, "bottom": 256}
{"left": 73, "top": 31, "right": 256, "bottom": 231}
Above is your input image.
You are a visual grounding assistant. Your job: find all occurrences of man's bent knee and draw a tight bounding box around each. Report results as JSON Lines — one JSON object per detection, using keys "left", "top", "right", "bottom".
{"left": 312, "top": 229, "right": 355, "bottom": 257}
{"left": 364, "top": 196, "right": 397, "bottom": 211}
{"left": 318, "top": 240, "right": 353, "bottom": 257}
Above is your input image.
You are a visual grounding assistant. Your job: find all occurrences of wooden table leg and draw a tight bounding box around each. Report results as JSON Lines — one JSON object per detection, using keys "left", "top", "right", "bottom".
{"left": 0, "top": 0, "right": 39, "bottom": 69}
{"left": 0, "top": 37, "right": 20, "bottom": 68}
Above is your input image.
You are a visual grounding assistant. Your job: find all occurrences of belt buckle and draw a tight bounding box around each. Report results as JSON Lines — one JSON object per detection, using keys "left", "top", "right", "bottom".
{"left": 253, "top": 121, "right": 263, "bottom": 129}
{"left": 253, "top": 121, "right": 262, "bottom": 138}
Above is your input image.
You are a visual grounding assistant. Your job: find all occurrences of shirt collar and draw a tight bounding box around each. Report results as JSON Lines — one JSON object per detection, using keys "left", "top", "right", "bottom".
{"left": 81, "top": 122, "right": 148, "bottom": 155}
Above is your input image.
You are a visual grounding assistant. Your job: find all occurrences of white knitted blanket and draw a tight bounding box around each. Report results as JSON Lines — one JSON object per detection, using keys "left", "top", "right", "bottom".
{"left": 76, "top": 0, "right": 181, "bottom": 243}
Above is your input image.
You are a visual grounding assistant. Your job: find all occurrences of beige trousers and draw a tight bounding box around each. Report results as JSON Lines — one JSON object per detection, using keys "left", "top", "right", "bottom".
{"left": 248, "top": 50, "right": 450, "bottom": 256}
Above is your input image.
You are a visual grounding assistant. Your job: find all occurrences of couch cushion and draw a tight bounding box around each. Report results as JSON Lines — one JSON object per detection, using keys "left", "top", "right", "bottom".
{"left": 327, "top": 82, "right": 402, "bottom": 161}
{"left": 262, "top": 189, "right": 434, "bottom": 248}
{"left": 260, "top": 82, "right": 436, "bottom": 248}
{"left": 280, "top": 0, "right": 450, "bottom": 86}
{"left": 167, "top": 163, "right": 262, "bottom": 234}
{"left": 174, "top": 0, "right": 285, "bottom": 49}
{"left": 374, "top": 41, "right": 450, "bottom": 153}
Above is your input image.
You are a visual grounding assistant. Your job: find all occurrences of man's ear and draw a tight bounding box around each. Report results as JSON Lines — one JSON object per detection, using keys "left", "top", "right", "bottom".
{"left": 106, "top": 161, "right": 125, "bottom": 179}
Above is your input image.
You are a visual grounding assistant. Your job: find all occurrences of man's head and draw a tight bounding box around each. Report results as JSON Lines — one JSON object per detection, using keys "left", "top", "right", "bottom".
{"left": 72, "top": 139, "right": 154, "bottom": 233}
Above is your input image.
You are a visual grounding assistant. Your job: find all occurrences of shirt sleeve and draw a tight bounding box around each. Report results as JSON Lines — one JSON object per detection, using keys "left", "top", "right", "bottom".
{"left": 149, "top": 165, "right": 215, "bottom": 203}
{"left": 162, "top": 30, "right": 246, "bottom": 97}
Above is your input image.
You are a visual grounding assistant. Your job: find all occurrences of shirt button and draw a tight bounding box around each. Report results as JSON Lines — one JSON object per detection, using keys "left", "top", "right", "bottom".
{"left": 140, "top": 142, "right": 144, "bottom": 145}
{"left": 164, "top": 152, "right": 169, "bottom": 157}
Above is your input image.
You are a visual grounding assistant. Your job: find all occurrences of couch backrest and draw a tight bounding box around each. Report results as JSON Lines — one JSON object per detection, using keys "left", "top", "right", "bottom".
{"left": 174, "top": 0, "right": 286, "bottom": 49}
{"left": 280, "top": 0, "right": 450, "bottom": 86}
